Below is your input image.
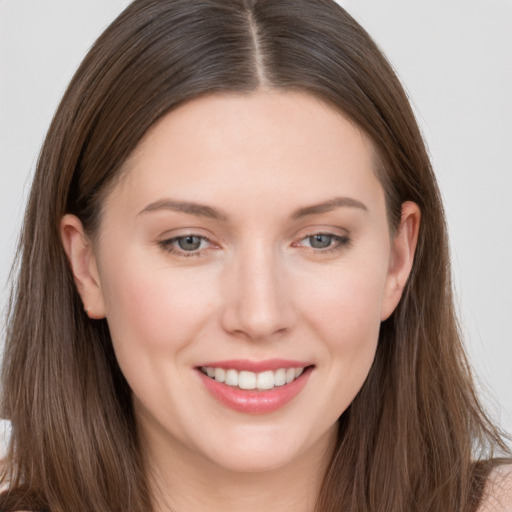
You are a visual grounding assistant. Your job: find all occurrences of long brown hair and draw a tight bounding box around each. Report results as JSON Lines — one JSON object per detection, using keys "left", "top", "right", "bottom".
{"left": 1, "top": 1, "right": 509, "bottom": 511}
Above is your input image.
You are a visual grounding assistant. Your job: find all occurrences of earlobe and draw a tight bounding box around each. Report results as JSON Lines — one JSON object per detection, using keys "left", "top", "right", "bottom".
{"left": 380, "top": 201, "right": 421, "bottom": 321}
{"left": 60, "top": 214, "right": 106, "bottom": 319}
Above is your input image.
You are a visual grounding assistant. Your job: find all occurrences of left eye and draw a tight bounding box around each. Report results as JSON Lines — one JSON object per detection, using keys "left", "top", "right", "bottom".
{"left": 297, "top": 233, "right": 349, "bottom": 251}
{"left": 307, "top": 234, "right": 335, "bottom": 249}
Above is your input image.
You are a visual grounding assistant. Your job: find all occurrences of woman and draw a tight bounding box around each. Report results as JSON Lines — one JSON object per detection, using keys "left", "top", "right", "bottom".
{"left": 0, "top": 0, "right": 510, "bottom": 511}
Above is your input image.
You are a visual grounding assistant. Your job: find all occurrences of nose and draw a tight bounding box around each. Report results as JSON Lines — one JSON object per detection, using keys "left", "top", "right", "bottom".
{"left": 220, "top": 243, "right": 296, "bottom": 341}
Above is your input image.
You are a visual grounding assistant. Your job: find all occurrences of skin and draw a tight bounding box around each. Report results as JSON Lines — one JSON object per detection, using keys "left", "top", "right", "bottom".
{"left": 479, "top": 465, "right": 512, "bottom": 512}
{"left": 61, "top": 91, "right": 420, "bottom": 512}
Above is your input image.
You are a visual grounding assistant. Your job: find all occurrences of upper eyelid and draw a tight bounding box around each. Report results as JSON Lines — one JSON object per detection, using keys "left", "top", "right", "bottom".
{"left": 158, "top": 227, "right": 226, "bottom": 245}
{"left": 298, "top": 225, "right": 349, "bottom": 235}
{"left": 293, "top": 228, "right": 349, "bottom": 243}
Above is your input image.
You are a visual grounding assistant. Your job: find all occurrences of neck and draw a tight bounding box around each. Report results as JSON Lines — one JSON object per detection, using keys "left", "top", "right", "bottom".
{"left": 144, "top": 424, "right": 337, "bottom": 512}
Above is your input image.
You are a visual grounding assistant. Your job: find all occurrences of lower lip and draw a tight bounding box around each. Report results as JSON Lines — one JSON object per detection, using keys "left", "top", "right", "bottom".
{"left": 197, "top": 367, "right": 313, "bottom": 414}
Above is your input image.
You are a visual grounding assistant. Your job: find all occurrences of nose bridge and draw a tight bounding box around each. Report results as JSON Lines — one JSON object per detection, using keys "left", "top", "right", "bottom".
{"left": 221, "top": 239, "right": 294, "bottom": 340}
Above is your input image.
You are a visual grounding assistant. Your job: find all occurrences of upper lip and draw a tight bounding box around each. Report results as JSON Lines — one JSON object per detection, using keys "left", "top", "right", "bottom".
{"left": 196, "top": 359, "right": 313, "bottom": 372}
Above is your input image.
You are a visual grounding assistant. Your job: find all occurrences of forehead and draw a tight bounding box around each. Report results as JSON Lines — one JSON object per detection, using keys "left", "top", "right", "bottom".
{"left": 107, "top": 90, "right": 384, "bottom": 221}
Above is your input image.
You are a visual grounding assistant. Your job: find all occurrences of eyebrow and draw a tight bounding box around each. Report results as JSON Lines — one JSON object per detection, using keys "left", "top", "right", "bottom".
{"left": 291, "top": 196, "right": 368, "bottom": 219}
{"left": 138, "top": 196, "right": 367, "bottom": 221}
{"left": 138, "top": 199, "right": 229, "bottom": 221}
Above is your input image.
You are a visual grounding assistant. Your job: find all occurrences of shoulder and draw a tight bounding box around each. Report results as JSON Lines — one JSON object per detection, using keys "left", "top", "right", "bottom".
{"left": 478, "top": 464, "right": 512, "bottom": 512}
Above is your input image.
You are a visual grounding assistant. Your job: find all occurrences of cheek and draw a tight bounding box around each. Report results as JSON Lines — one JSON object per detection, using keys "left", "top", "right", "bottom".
{"left": 294, "top": 254, "right": 388, "bottom": 405}
{"left": 98, "top": 249, "right": 217, "bottom": 361}
{"left": 299, "top": 256, "right": 388, "bottom": 344}
{"left": 317, "top": 275, "right": 383, "bottom": 379}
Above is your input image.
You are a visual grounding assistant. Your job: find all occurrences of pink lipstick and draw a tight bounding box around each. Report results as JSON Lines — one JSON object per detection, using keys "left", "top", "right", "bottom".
{"left": 196, "top": 359, "right": 313, "bottom": 414}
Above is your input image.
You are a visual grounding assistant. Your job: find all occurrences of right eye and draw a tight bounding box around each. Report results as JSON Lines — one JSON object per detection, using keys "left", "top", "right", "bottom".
{"left": 159, "top": 235, "right": 212, "bottom": 256}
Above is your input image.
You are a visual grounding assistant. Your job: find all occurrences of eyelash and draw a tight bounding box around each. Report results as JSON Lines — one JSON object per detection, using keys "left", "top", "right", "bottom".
{"left": 158, "top": 233, "right": 351, "bottom": 258}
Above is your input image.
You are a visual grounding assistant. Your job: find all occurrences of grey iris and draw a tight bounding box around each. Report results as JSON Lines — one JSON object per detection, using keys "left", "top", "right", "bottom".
{"left": 178, "top": 236, "right": 202, "bottom": 251}
{"left": 309, "top": 234, "right": 332, "bottom": 249}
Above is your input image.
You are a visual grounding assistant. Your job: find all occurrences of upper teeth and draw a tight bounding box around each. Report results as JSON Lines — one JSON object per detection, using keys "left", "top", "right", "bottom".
{"left": 201, "top": 367, "right": 305, "bottom": 390}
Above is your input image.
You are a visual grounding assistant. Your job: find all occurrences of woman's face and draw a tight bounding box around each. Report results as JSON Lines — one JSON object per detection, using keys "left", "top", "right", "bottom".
{"left": 63, "top": 91, "right": 418, "bottom": 475}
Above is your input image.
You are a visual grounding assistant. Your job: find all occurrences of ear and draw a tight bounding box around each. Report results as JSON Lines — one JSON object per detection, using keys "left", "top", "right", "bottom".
{"left": 380, "top": 201, "right": 421, "bottom": 321}
{"left": 60, "top": 214, "right": 106, "bottom": 319}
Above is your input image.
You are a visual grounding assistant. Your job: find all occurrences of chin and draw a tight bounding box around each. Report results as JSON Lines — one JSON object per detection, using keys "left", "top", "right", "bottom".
{"left": 204, "top": 444, "right": 303, "bottom": 474}
{"left": 195, "top": 422, "right": 336, "bottom": 475}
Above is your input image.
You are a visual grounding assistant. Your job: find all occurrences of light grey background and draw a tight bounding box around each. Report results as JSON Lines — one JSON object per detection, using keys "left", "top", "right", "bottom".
{"left": 0, "top": 0, "right": 511, "bottom": 440}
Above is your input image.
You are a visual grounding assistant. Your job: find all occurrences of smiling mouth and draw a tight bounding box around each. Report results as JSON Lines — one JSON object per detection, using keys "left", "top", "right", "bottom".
{"left": 197, "top": 362, "right": 314, "bottom": 414}
{"left": 199, "top": 366, "right": 311, "bottom": 391}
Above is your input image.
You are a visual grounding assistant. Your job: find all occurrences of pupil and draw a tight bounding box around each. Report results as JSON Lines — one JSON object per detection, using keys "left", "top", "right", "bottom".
{"left": 310, "top": 234, "right": 332, "bottom": 249}
{"left": 178, "top": 236, "right": 201, "bottom": 251}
